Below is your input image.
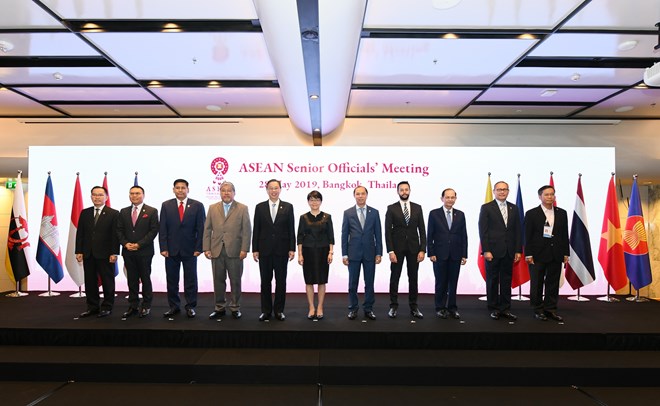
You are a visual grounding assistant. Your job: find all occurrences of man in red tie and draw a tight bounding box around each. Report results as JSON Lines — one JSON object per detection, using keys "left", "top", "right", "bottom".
{"left": 159, "top": 179, "right": 206, "bottom": 318}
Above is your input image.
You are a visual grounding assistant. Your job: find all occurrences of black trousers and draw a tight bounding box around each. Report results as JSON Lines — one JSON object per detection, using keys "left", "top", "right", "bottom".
{"left": 389, "top": 249, "right": 419, "bottom": 310}
{"left": 259, "top": 254, "right": 288, "bottom": 314}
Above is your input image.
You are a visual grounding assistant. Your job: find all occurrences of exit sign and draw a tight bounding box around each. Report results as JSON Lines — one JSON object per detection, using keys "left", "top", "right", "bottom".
{"left": 5, "top": 179, "right": 16, "bottom": 189}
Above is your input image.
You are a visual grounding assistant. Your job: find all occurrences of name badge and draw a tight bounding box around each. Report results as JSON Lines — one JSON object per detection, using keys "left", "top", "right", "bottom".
{"left": 543, "top": 222, "right": 552, "bottom": 238}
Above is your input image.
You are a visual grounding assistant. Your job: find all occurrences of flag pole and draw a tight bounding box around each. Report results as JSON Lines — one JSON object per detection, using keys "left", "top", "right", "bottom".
{"left": 511, "top": 285, "right": 530, "bottom": 301}
{"left": 478, "top": 172, "right": 491, "bottom": 302}
{"left": 38, "top": 277, "right": 60, "bottom": 297}
{"left": 567, "top": 287, "right": 590, "bottom": 302}
{"left": 6, "top": 280, "right": 28, "bottom": 297}
{"left": 597, "top": 285, "right": 619, "bottom": 302}
{"left": 627, "top": 287, "right": 650, "bottom": 303}
{"left": 70, "top": 286, "right": 86, "bottom": 298}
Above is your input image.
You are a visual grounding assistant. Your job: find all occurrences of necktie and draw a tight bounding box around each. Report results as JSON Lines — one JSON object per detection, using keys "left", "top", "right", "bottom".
{"left": 94, "top": 208, "right": 100, "bottom": 225}
{"left": 500, "top": 203, "right": 508, "bottom": 226}
{"left": 359, "top": 207, "right": 366, "bottom": 229}
{"left": 224, "top": 203, "right": 230, "bottom": 217}
{"left": 403, "top": 202, "right": 410, "bottom": 225}
{"left": 446, "top": 210, "right": 452, "bottom": 229}
{"left": 178, "top": 201, "right": 184, "bottom": 222}
{"left": 132, "top": 206, "right": 138, "bottom": 226}
{"left": 271, "top": 203, "right": 277, "bottom": 223}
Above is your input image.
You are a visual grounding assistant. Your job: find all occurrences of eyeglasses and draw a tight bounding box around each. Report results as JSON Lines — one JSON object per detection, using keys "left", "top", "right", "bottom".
{"left": 495, "top": 188, "right": 509, "bottom": 192}
{"left": 308, "top": 198, "right": 321, "bottom": 202}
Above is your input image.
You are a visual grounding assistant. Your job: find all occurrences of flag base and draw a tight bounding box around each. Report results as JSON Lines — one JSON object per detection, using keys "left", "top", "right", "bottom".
{"left": 596, "top": 295, "right": 619, "bottom": 302}
{"left": 6, "top": 291, "right": 28, "bottom": 297}
{"left": 478, "top": 295, "right": 487, "bottom": 301}
{"left": 567, "top": 295, "right": 590, "bottom": 302}
{"left": 69, "top": 292, "right": 86, "bottom": 298}
{"left": 38, "top": 291, "right": 61, "bottom": 297}
{"left": 626, "top": 296, "right": 650, "bottom": 303}
{"left": 511, "top": 295, "right": 530, "bottom": 301}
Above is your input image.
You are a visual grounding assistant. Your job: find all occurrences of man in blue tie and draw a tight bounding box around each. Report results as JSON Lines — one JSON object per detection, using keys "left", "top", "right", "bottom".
{"left": 341, "top": 186, "right": 383, "bottom": 320}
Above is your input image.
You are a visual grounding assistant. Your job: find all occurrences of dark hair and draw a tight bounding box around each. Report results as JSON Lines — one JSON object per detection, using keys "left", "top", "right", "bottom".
{"left": 353, "top": 186, "right": 368, "bottom": 195}
{"left": 130, "top": 185, "right": 145, "bottom": 193}
{"left": 441, "top": 188, "right": 456, "bottom": 198}
{"left": 91, "top": 186, "right": 108, "bottom": 195}
{"left": 266, "top": 179, "right": 281, "bottom": 188}
{"left": 397, "top": 181, "right": 410, "bottom": 190}
{"left": 537, "top": 185, "right": 555, "bottom": 196}
{"left": 220, "top": 181, "right": 235, "bottom": 192}
{"left": 307, "top": 190, "right": 323, "bottom": 201}
{"left": 173, "top": 179, "right": 189, "bottom": 187}
{"left": 493, "top": 181, "right": 509, "bottom": 190}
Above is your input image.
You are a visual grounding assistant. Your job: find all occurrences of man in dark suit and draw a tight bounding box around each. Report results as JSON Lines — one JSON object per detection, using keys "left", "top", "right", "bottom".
{"left": 159, "top": 179, "right": 206, "bottom": 318}
{"left": 427, "top": 188, "right": 468, "bottom": 319}
{"left": 117, "top": 185, "right": 159, "bottom": 319}
{"left": 478, "top": 181, "right": 522, "bottom": 321}
{"left": 75, "top": 186, "right": 120, "bottom": 318}
{"left": 384, "top": 181, "right": 426, "bottom": 319}
{"left": 524, "top": 185, "right": 569, "bottom": 322}
{"left": 341, "top": 186, "right": 383, "bottom": 320}
{"left": 252, "top": 179, "right": 295, "bottom": 321}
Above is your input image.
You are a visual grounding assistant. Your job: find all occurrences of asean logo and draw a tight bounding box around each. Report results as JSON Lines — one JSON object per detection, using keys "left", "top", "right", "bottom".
{"left": 623, "top": 216, "right": 648, "bottom": 255}
{"left": 206, "top": 157, "right": 229, "bottom": 200}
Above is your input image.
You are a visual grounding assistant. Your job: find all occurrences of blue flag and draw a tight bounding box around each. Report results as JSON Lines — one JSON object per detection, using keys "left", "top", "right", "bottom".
{"left": 623, "top": 177, "right": 652, "bottom": 290}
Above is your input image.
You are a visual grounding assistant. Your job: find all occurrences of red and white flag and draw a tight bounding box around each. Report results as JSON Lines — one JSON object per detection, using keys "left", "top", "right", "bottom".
{"left": 64, "top": 174, "right": 84, "bottom": 286}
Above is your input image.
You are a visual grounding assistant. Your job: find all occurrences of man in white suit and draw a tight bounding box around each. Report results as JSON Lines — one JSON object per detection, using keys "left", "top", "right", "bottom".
{"left": 203, "top": 181, "right": 251, "bottom": 319}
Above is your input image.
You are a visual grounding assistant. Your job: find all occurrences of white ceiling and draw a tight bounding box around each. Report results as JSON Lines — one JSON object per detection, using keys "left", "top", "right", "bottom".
{"left": 0, "top": 0, "right": 659, "bottom": 139}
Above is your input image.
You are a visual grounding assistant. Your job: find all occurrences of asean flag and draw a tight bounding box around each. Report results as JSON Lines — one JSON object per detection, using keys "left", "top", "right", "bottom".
{"left": 622, "top": 177, "right": 652, "bottom": 290}
{"left": 36, "top": 173, "right": 64, "bottom": 283}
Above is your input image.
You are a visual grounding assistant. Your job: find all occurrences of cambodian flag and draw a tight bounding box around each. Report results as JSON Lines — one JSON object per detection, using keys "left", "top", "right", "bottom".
{"left": 36, "top": 173, "right": 64, "bottom": 283}
{"left": 623, "top": 177, "right": 652, "bottom": 290}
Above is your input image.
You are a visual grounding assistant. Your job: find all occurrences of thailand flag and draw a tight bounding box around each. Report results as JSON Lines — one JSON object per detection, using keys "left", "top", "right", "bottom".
{"left": 36, "top": 173, "right": 64, "bottom": 283}
{"left": 565, "top": 176, "right": 596, "bottom": 289}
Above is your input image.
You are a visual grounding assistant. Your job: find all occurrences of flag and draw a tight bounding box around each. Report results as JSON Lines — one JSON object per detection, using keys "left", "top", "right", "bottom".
{"left": 133, "top": 172, "right": 139, "bottom": 186}
{"left": 36, "top": 173, "right": 64, "bottom": 283}
{"left": 598, "top": 175, "right": 627, "bottom": 290}
{"left": 477, "top": 174, "right": 493, "bottom": 280}
{"left": 623, "top": 177, "right": 652, "bottom": 290}
{"left": 5, "top": 171, "right": 31, "bottom": 283}
{"left": 565, "top": 176, "right": 596, "bottom": 289}
{"left": 549, "top": 173, "right": 557, "bottom": 207}
{"left": 65, "top": 174, "right": 85, "bottom": 286}
{"left": 102, "top": 173, "right": 119, "bottom": 277}
{"left": 511, "top": 177, "right": 529, "bottom": 288}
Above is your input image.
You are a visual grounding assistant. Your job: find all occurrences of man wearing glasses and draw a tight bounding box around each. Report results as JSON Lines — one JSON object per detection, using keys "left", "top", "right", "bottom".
{"left": 478, "top": 181, "right": 522, "bottom": 321}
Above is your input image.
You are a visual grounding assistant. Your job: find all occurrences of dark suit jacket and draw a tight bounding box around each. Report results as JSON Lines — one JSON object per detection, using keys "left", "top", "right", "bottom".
{"left": 117, "top": 204, "right": 160, "bottom": 257}
{"left": 158, "top": 198, "right": 206, "bottom": 256}
{"left": 341, "top": 205, "right": 383, "bottom": 261}
{"left": 75, "top": 206, "right": 120, "bottom": 259}
{"left": 427, "top": 207, "right": 468, "bottom": 261}
{"left": 384, "top": 201, "right": 426, "bottom": 254}
{"left": 478, "top": 200, "right": 522, "bottom": 258}
{"left": 252, "top": 200, "right": 296, "bottom": 256}
{"left": 524, "top": 205, "right": 570, "bottom": 263}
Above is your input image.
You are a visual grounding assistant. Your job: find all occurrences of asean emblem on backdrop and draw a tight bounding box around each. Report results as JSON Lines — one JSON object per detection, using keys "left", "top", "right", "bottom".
{"left": 206, "top": 157, "right": 229, "bottom": 200}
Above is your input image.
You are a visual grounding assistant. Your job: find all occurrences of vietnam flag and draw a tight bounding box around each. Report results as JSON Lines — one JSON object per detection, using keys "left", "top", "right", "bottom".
{"left": 65, "top": 173, "right": 85, "bottom": 286}
{"left": 598, "top": 175, "right": 627, "bottom": 290}
{"left": 623, "top": 176, "right": 652, "bottom": 290}
{"left": 511, "top": 176, "right": 529, "bottom": 288}
{"left": 36, "top": 173, "right": 64, "bottom": 283}
{"left": 477, "top": 174, "right": 493, "bottom": 280}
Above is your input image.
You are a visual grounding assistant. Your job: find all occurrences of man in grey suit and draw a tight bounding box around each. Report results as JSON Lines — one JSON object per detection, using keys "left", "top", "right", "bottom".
{"left": 203, "top": 181, "right": 251, "bottom": 319}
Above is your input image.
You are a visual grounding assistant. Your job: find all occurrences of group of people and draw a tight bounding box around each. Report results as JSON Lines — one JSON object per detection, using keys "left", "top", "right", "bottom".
{"left": 74, "top": 177, "right": 569, "bottom": 323}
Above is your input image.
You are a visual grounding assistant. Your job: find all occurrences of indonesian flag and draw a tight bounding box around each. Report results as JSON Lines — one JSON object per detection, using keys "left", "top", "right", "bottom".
{"left": 598, "top": 175, "right": 627, "bottom": 290}
{"left": 65, "top": 174, "right": 85, "bottom": 286}
{"left": 623, "top": 176, "right": 652, "bottom": 290}
{"left": 477, "top": 174, "right": 493, "bottom": 280}
{"left": 511, "top": 176, "right": 529, "bottom": 288}
{"left": 36, "top": 173, "right": 64, "bottom": 283}
{"left": 5, "top": 171, "right": 32, "bottom": 283}
{"left": 565, "top": 175, "right": 596, "bottom": 289}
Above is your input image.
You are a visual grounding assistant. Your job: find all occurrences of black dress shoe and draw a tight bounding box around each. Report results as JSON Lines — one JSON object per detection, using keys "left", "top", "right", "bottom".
{"left": 209, "top": 310, "right": 226, "bottom": 319}
{"left": 123, "top": 307, "right": 138, "bottom": 318}
{"left": 534, "top": 312, "right": 548, "bottom": 321}
{"left": 232, "top": 310, "right": 242, "bottom": 319}
{"left": 258, "top": 313, "right": 271, "bottom": 321}
{"left": 275, "top": 312, "right": 286, "bottom": 321}
{"left": 411, "top": 309, "right": 424, "bottom": 319}
{"left": 364, "top": 311, "right": 376, "bottom": 320}
{"left": 163, "top": 308, "right": 181, "bottom": 317}
{"left": 436, "top": 309, "right": 449, "bottom": 319}
{"left": 186, "top": 308, "right": 196, "bottom": 318}
{"left": 139, "top": 307, "right": 151, "bottom": 318}
{"left": 544, "top": 311, "right": 563, "bottom": 322}
{"left": 97, "top": 310, "right": 112, "bottom": 318}
{"left": 388, "top": 308, "right": 397, "bottom": 318}
{"left": 501, "top": 310, "right": 517, "bottom": 321}
{"left": 347, "top": 310, "right": 357, "bottom": 320}
{"left": 79, "top": 309, "right": 99, "bottom": 318}
{"left": 450, "top": 311, "right": 461, "bottom": 320}
{"left": 490, "top": 311, "right": 500, "bottom": 320}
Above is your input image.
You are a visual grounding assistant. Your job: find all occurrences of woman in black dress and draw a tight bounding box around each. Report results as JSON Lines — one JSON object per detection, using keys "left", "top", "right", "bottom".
{"left": 297, "top": 190, "right": 334, "bottom": 320}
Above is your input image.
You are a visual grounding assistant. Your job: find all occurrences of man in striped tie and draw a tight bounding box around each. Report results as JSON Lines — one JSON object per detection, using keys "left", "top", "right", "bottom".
{"left": 384, "top": 181, "right": 426, "bottom": 319}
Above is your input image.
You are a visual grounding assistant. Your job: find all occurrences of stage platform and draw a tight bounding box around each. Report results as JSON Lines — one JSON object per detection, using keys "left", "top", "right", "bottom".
{"left": 1, "top": 292, "right": 660, "bottom": 392}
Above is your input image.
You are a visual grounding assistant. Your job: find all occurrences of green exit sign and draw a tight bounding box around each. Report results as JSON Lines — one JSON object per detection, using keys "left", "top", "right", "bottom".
{"left": 5, "top": 179, "right": 16, "bottom": 189}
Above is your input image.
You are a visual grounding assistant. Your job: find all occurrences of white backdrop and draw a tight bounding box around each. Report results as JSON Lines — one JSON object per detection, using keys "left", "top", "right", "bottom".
{"left": 26, "top": 146, "right": 614, "bottom": 295}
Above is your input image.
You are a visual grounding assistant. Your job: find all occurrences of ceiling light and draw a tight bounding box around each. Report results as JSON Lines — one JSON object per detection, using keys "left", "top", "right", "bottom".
{"left": 570, "top": 73, "right": 581, "bottom": 81}
{"left": 309, "top": 94, "right": 319, "bottom": 100}
{"left": 81, "top": 23, "right": 103, "bottom": 32}
{"left": 207, "top": 81, "right": 221, "bottom": 88}
{"left": 162, "top": 23, "right": 182, "bottom": 33}
{"left": 147, "top": 81, "right": 163, "bottom": 88}
{"left": 206, "top": 105, "right": 222, "bottom": 111}
{"left": 541, "top": 89, "right": 557, "bottom": 97}
{"left": 618, "top": 40, "right": 638, "bottom": 51}
{"left": 517, "top": 34, "right": 536, "bottom": 40}
{"left": 615, "top": 106, "right": 634, "bottom": 113}
{"left": 301, "top": 29, "right": 319, "bottom": 41}
{"left": 53, "top": 72, "right": 63, "bottom": 81}
{"left": 432, "top": 0, "right": 461, "bottom": 10}
{"left": 442, "top": 33, "right": 459, "bottom": 39}
{"left": 0, "top": 40, "right": 14, "bottom": 53}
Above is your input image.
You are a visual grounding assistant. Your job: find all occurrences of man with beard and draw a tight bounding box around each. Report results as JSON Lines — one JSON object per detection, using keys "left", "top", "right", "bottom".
{"left": 384, "top": 181, "right": 426, "bottom": 319}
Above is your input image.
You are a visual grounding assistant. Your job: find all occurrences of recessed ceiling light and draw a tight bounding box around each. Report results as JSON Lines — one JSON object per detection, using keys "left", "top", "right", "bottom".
{"left": 615, "top": 105, "right": 634, "bottom": 113}
{"left": 206, "top": 105, "right": 222, "bottom": 111}
{"left": 541, "top": 89, "right": 557, "bottom": 97}
{"left": 162, "top": 23, "right": 182, "bottom": 32}
{"left": 442, "top": 33, "right": 459, "bottom": 39}
{"left": 0, "top": 40, "right": 14, "bottom": 53}
{"left": 517, "top": 34, "right": 536, "bottom": 40}
{"left": 618, "top": 40, "right": 638, "bottom": 51}
{"left": 147, "top": 81, "right": 162, "bottom": 88}
{"left": 310, "top": 94, "right": 319, "bottom": 100}
{"left": 432, "top": 0, "right": 461, "bottom": 10}
{"left": 207, "top": 81, "right": 221, "bottom": 88}
{"left": 81, "top": 23, "right": 103, "bottom": 32}
{"left": 53, "top": 72, "right": 63, "bottom": 81}
{"left": 570, "top": 73, "right": 581, "bottom": 81}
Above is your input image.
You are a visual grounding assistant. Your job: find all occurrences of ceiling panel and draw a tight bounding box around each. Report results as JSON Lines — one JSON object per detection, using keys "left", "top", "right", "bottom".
{"left": 151, "top": 87, "right": 287, "bottom": 116}
{"left": 16, "top": 87, "right": 156, "bottom": 101}
{"left": 460, "top": 104, "right": 583, "bottom": 117}
{"left": 52, "top": 104, "right": 177, "bottom": 117}
{"left": 0, "top": 88, "right": 63, "bottom": 116}
{"left": 478, "top": 87, "right": 620, "bottom": 103}
{"left": 354, "top": 38, "right": 537, "bottom": 85}
{"left": 530, "top": 33, "right": 660, "bottom": 58}
{"left": 348, "top": 89, "right": 480, "bottom": 116}
{"left": 0, "top": 67, "right": 137, "bottom": 85}
{"left": 576, "top": 88, "right": 660, "bottom": 117}
{"left": 497, "top": 67, "right": 646, "bottom": 87}
{"left": 562, "top": 0, "right": 660, "bottom": 30}
{"left": 0, "top": 0, "right": 62, "bottom": 28}
{"left": 0, "top": 33, "right": 100, "bottom": 56}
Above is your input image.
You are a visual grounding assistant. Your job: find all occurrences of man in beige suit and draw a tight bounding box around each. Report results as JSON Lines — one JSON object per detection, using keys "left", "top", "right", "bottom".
{"left": 203, "top": 181, "right": 251, "bottom": 319}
